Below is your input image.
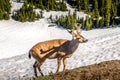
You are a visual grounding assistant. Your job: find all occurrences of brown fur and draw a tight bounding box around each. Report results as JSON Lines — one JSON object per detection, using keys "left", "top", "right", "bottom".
{"left": 29, "top": 24, "right": 88, "bottom": 77}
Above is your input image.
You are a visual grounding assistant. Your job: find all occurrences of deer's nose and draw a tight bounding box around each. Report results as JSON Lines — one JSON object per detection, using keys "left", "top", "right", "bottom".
{"left": 84, "top": 39, "right": 88, "bottom": 42}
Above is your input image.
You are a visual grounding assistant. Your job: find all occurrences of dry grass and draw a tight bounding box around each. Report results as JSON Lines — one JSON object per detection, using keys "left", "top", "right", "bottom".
{"left": 31, "top": 60, "right": 120, "bottom": 80}
{"left": 52, "top": 60, "right": 120, "bottom": 80}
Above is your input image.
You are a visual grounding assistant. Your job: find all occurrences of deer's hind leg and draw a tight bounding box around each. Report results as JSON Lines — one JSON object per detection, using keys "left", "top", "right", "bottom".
{"left": 33, "top": 61, "right": 38, "bottom": 77}
{"left": 37, "top": 59, "right": 45, "bottom": 76}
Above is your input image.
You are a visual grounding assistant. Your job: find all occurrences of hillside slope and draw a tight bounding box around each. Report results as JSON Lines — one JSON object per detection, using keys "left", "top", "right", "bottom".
{"left": 53, "top": 60, "right": 120, "bottom": 80}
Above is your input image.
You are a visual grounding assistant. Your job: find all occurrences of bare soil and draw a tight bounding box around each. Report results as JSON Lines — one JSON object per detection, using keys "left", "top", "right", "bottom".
{"left": 52, "top": 60, "right": 120, "bottom": 80}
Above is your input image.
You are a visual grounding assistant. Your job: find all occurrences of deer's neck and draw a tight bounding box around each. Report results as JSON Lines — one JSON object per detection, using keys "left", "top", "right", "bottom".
{"left": 68, "top": 39, "right": 79, "bottom": 54}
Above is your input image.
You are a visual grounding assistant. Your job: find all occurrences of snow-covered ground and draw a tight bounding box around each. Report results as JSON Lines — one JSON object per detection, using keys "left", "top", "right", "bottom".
{"left": 1, "top": 18, "right": 120, "bottom": 60}
{"left": 0, "top": 1, "right": 120, "bottom": 80}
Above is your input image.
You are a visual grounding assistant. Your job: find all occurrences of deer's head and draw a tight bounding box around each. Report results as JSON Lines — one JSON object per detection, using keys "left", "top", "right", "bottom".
{"left": 67, "top": 24, "right": 88, "bottom": 43}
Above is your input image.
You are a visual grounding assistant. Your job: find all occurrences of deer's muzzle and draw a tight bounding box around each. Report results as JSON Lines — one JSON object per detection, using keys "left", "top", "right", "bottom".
{"left": 83, "top": 39, "right": 88, "bottom": 43}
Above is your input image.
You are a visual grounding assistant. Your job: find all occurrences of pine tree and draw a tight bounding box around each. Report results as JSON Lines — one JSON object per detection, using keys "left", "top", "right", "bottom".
{"left": 36, "top": 13, "right": 41, "bottom": 19}
{"left": 0, "top": 9, "right": 3, "bottom": 20}
{"left": 117, "top": 3, "right": 120, "bottom": 16}
{"left": 81, "top": 17, "right": 85, "bottom": 29}
{"left": 95, "top": 17, "right": 99, "bottom": 28}
{"left": 83, "top": 0, "right": 89, "bottom": 11}
{"left": 4, "top": 13, "right": 9, "bottom": 20}
{"left": 46, "top": 1, "right": 50, "bottom": 11}
{"left": 67, "top": 15, "right": 71, "bottom": 29}
{"left": 85, "top": 16, "right": 89, "bottom": 30}
{"left": 84, "top": 16, "right": 93, "bottom": 30}
{"left": 89, "top": 17, "right": 93, "bottom": 29}
{"left": 99, "top": 17, "right": 104, "bottom": 28}
{"left": 93, "top": 0, "right": 99, "bottom": 18}
{"left": 57, "top": 18, "right": 61, "bottom": 27}
{"left": 104, "top": 0, "right": 112, "bottom": 27}
{"left": 0, "top": 0, "right": 11, "bottom": 20}
{"left": 40, "top": 11, "right": 43, "bottom": 18}
{"left": 49, "top": 14, "right": 53, "bottom": 23}
{"left": 77, "top": 0, "right": 81, "bottom": 11}
{"left": 39, "top": 0, "right": 44, "bottom": 10}
{"left": 99, "top": 0, "right": 105, "bottom": 16}
{"left": 73, "top": 16, "right": 77, "bottom": 29}
{"left": 73, "top": 10, "right": 77, "bottom": 19}
{"left": 111, "top": 3, "right": 117, "bottom": 25}
{"left": 112, "top": 20, "right": 115, "bottom": 27}
{"left": 60, "top": 0, "right": 67, "bottom": 11}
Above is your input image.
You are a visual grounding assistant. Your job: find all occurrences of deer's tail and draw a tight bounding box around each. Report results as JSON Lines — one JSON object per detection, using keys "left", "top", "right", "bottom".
{"left": 29, "top": 50, "right": 32, "bottom": 59}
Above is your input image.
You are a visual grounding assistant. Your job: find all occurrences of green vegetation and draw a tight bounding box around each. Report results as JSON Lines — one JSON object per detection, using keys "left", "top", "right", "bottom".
{"left": 49, "top": 11, "right": 92, "bottom": 30}
{"left": 54, "top": 11, "right": 77, "bottom": 29}
{"left": 32, "top": 75, "right": 52, "bottom": 80}
{"left": 1, "top": 0, "right": 120, "bottom": 27}
{"left": 0, "top": 0, "right": 11, "bottom": 20}
{"left": 65, "top": 0, "right": 120, "bottom": 29}
{"left": 12, "top": 2, "right": 43, "bottom": 22}
{"left": 24, "top": 0, "right": 67, "bottom": 11}
{"left": 12, "top": 0, "right": 67, "bottom": 22}
{"left": 12, "top": 1, "right": 43, "bottom": 22}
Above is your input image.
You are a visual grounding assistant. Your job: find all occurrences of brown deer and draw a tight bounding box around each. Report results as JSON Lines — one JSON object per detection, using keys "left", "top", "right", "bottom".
{"left": 29, "top": 24, "right": 88, "bottom": 77}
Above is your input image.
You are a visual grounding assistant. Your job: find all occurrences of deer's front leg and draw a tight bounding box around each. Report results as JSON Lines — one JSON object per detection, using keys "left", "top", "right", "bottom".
{"left": 56, "top": 57, "right": 62, "bottom": 74}
{"left": 63, "top": 58, "right": 67, "bottom": 72}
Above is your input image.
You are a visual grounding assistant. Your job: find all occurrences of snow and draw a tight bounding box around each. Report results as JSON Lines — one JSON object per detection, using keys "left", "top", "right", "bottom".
{"left": 10, "top": 0, "right": 23, "bottom": 12}
{"left": 0, "top": 19, "right": 49, "bottom": 59}
{"left": 0, "top": 18, "right": 120, "bottom": 62}
{"left": 0, "top": 1, "right": 120, "bottom": 78}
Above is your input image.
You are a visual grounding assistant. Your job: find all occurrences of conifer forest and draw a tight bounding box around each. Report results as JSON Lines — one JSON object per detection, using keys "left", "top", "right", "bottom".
{"left": 0, "top": 0, "right": 120, "bottom": 30}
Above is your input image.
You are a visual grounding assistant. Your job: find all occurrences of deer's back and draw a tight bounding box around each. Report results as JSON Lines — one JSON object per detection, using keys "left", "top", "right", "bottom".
{"left": 31, "top": 39, "right": 67, "bottom": 53}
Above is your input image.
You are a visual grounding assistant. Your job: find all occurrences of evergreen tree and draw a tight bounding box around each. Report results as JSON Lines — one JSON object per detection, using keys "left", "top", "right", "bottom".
{"left": 104, "top": 0, "right": 112, "bottom": 27}
{"left": 66, "top": 15, "right": 71, "bottom": 28}
{"left": 111, "top": 3, "right": 117, "bottom": 25}
{"left": 93, "top": 0, "right": 99, "bottom": 18}
{"left": 38, "top": 0, "right": 44, "bottom": 10}
{"left": 99, "top": 17, "right": 104, "bottom": 28}
{"left": 4, "top": 13, "right": 10, "bottom": 20}
{"left": 77, "top": 0, "right": 81, "bottom": 11}
{"left": 85, "top": 16, "right": 93, "bottom": 30}
{"left": 49, "top": 15, "right": 53, "bottom": 23}
{"left": 0, "top": 9, "right": 3, "bottom": 20}
{"left": 83, "top": 0, "right": 89, "bottom": 11}
{"left": 89, "top": 17, "right": 93, "bottom": 29}
{"left": 117, "top": 3, "right": 120, "bottom": 16}
{"left": 40, "top": 11, "right": 43, "bottom": 18}
{"left": 95, "top": 17, "right": 99, "bottom": 28}
{"left": 46, "top": 1, "right": 50, "bottom": 11}
{"left": 99, "top": 0, "right": 105, "bottom": 16}
{"left": 57, "top": 18, "right": 61, "bottom": 27}
{"left": 81, "top": 17, "right": 85, "bottom": 29}
{"left": 0, "top": 0, "right": 11, "bottom": 20}
{"left": 60, "top": 0, "right": 67, "bottom": 11}
{"left": 36, "top": 13, "right": 41, "bottom": 19}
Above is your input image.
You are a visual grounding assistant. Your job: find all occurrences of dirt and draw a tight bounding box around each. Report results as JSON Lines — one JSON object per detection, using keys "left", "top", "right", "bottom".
{"left": 52, "top": 60, "right": 120, "bottom": 80}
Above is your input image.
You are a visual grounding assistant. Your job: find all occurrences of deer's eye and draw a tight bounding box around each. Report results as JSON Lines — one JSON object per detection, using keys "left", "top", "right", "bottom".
{"left": 76, "top": 38, "right": 80, "bottom": 40}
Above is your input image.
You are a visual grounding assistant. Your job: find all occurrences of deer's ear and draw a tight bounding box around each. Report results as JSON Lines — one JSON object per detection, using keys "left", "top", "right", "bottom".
{"left": 75, "top": 23, "right": 82, "bottom": 34}
{"left": 67, "top": 29, "right": 72, "bottom": 34}
{"left": 67, "top": 29, "right": 76, "bottom": 36}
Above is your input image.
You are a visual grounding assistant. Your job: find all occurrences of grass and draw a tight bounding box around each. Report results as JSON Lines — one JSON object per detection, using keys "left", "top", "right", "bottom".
{"left": 32, "top": 75, "right": 52, "bottom": 80}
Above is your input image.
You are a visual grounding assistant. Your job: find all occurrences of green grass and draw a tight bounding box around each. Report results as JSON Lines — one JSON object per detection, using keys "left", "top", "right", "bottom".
{"left": 32, "top": 75, "right": 52, "bottom": 80}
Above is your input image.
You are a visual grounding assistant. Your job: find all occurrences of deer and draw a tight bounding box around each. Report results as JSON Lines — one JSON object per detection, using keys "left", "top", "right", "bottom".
{"left": 28, "top": 24, "right": 88, "bottom": 77}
